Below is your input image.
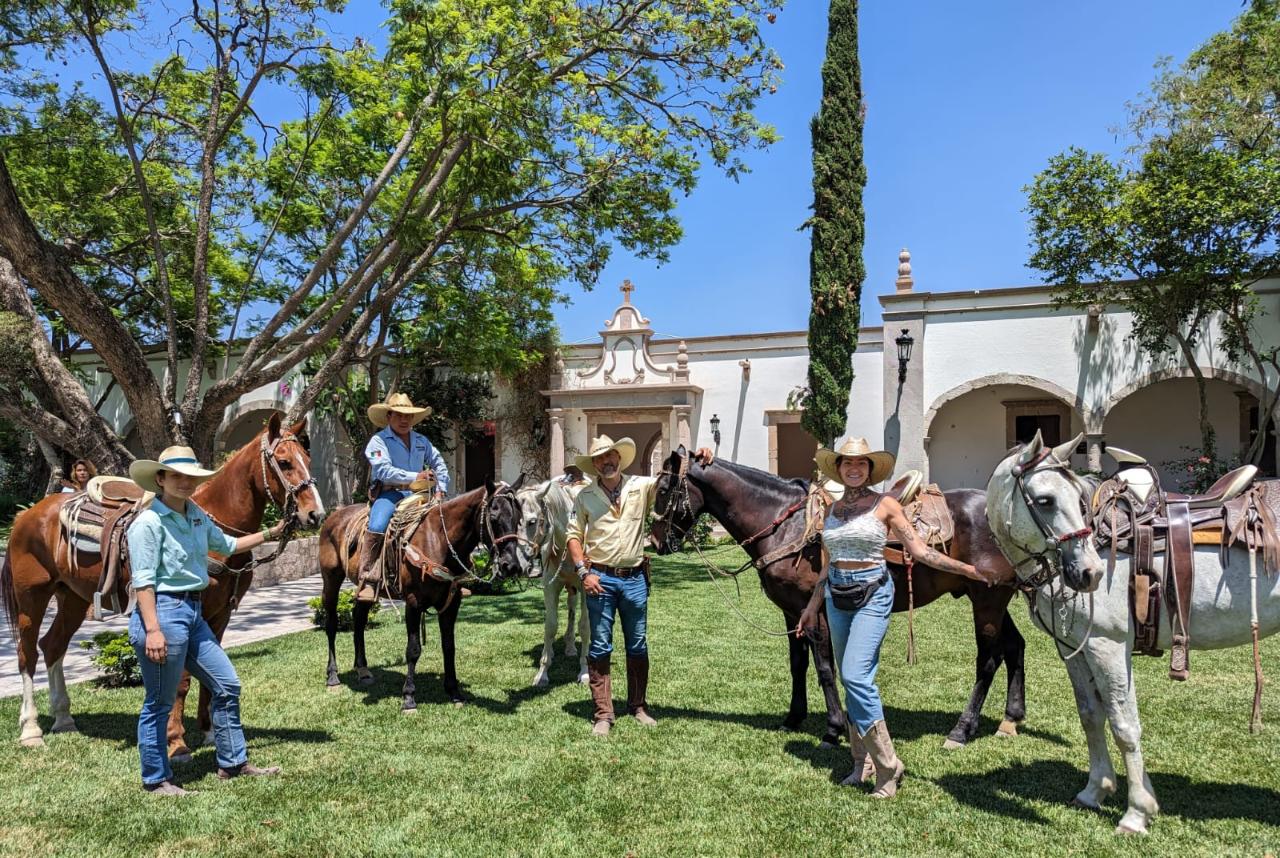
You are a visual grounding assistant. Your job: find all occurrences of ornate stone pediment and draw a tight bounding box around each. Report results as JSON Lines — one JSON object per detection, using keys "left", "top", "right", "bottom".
{"left": 572, "top": 281, "right": 690, "bottom": 388}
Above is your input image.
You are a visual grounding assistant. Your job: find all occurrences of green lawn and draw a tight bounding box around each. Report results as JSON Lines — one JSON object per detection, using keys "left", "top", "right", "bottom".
{"left": 1, "top": 546, "right": 1277, "bottom": 857}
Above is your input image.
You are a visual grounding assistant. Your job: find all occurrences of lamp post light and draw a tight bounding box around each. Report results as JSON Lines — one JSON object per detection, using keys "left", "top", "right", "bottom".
{"left": 710, "top": 413, "right": 721, "bottom": 448}
{"left": 895, "top": 328, "right": 914, "bottom": 385}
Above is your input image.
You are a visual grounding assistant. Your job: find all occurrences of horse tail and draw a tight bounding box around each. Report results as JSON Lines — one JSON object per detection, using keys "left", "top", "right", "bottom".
{"left": 0, "top": 550, "right": 16, "bottom": 637}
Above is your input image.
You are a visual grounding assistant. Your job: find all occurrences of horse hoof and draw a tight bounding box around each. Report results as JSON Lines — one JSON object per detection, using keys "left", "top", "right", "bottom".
{"left": 1069, "top": 797, "right": 1101, "bottom": 812}
{"left": 1115, "top": 822, "right": 1147, "bottom": 836}
{"left": 358, "top": 675, "right": 375, "bottom": 687}
{"left": 777, "top": 724, "right": 795, "bottom": 734}
{"left": 941, "top": 738, "right": 965, "bottom": 751}
{"left": 996, "top": 719, "right": 1019, "bottom": 738}
{"left": 326, "top": 683, "right": 344, "bottom": 694}
{"left": 170, "top": 751, "right": 193, "bottom": 765}
{"left": 532, "top": 675, "right": 549, "bottom": 689}
{"left": 50, "top": 720, "right": 78, "bottom": 735}
{"left": 18, "top": 735, "right": 45, "bottom": 749}
{"left": 402, "top": 707, "right": 418, "bottom": 716}
{"left": 817, "top": 740, "right": 837, "bottom": 751}
{"left": 577, "top": 673, "right": 589, "bottom": 685}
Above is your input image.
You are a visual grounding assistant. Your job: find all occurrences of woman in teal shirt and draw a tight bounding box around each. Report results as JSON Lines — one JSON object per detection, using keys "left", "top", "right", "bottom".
{"left": 127, "top": 446, "right": 288, "bottom": 795}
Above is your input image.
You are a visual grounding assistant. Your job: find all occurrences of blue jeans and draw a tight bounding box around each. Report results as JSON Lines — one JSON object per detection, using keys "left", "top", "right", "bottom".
{"left": 368, "top": 490, "right": 410, "bottom": 533}
{"left": 824, "top": 563, "right": 895, "bottom": 736}
{"left": 586, "top": 570, "right": 648, "bottom": 660}
{"left": 129, "top": 593, "right": 247, "bottom": 786}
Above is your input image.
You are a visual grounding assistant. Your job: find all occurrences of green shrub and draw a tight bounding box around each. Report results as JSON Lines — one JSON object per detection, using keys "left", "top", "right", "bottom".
{"left": 79, "top": 630, "right": 142, "bottom": 687}
{"left": 309, "top": 589, "right": 380, "bottom": 630}
{"left": 681, "top": 514, "right": 716, "bottom": 552}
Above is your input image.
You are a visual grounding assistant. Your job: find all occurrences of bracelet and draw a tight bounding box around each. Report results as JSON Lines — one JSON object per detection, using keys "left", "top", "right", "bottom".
{"left": 261, "top": 527, "right": 272, "bottom": 541}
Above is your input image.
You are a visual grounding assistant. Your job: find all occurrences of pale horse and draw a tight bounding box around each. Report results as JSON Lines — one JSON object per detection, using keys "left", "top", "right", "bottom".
{"left": 515, "top": 479, "right": 591, "bottom": 686}
{"left": 986, "top": 430, "right": 1280, "bottom": 835}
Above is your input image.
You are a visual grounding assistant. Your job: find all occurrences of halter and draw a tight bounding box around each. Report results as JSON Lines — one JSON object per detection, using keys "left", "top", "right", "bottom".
{"left": 1007, "top": 446, "right": 1096, "bottom": 659}
{"left": 436, "top": 482, "right": 525, "bottom": 582}
{"left": 260, "top": 432, "right": 318, "bottom": 520}
{"left": 654, "top": 451, "right": 694, "bottom": 544}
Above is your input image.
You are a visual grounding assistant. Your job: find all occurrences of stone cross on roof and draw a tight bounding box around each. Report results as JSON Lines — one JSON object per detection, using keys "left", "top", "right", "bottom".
{"left": 620, "top": 279, "right": 635, "bottom": 303}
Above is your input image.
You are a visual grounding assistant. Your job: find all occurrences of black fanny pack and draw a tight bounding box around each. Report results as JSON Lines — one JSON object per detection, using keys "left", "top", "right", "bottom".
{"left": 828, "top": 570, "right": 888, "bottom": 612}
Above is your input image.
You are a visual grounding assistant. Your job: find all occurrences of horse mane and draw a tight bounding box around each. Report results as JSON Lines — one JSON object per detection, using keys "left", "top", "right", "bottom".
{"left": 697, "top": 457, "right": 808, "bottom": 503}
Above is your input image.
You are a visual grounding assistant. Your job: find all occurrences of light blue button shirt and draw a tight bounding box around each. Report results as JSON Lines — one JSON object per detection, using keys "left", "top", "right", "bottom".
{"left": 365, "top": 426, "right": 450, "bottom": 494}
{"left": 126, "top": 499, "right": 239, "bottom": 593}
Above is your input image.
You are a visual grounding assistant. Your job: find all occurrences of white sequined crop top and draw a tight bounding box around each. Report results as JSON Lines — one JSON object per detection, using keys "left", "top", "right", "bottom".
{"left": 822, "top": 499, "right": 888, "bottom": 564}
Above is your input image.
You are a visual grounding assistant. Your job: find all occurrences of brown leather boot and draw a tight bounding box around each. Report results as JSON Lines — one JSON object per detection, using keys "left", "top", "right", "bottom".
{"left": 588, "top": 656, "right": 614, "bottom": 736}
{"left": 862, "top": 720, "right": 905, "bottom": 799}
{"left": 839, "top": 722, "right": 874, "bottom": 786}
{"left": 354, "top": 531, "right": 385, "bottom": 604}
{"left": 626, "top": 655, "right": 657, "bottom": 726}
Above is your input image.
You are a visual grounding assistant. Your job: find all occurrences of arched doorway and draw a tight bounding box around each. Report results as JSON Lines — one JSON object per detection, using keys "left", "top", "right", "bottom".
{"left": 925, "top": 380, "right": 1085, "bottom": 489}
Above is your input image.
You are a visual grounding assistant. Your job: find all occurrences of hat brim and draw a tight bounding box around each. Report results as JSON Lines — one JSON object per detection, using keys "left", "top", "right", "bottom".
{"left": 128, "top": 459, "right": 221, "bottom": 495}
{"left": 814, "top": 448, "right": 895, "bottom": 487}
{"left": 575, "top": 438, "right": 636, "bottom": 476}
{"left": 367, "top": 404, "right": 432, "bottom": 428}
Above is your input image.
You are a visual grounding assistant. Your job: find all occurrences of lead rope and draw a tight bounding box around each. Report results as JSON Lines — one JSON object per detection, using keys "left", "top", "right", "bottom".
{"left": 1249, "top": 531, "right": 1263, "bottom": 733}
{"left": 906, "top": 553, "right": 916, "bottom": 665}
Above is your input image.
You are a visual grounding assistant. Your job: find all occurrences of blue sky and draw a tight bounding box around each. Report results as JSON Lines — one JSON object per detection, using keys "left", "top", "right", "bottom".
{"left": 557, "top": 1, "right": 1243, "bottom": 344}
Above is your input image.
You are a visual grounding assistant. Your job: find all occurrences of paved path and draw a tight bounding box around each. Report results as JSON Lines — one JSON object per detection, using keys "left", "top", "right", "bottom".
{"left": 0, "top": 575, "right": 326, "bottom": 699}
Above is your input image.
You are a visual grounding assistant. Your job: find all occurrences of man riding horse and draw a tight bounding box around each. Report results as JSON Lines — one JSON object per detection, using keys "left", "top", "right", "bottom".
{"left": 355, "top": 393, "right": 450, "bottom": 603}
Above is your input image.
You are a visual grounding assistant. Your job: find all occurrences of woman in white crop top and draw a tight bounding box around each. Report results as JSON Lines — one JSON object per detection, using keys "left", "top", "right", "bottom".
{"left": 796, "top": 438, "right": 987, "bottom": 799}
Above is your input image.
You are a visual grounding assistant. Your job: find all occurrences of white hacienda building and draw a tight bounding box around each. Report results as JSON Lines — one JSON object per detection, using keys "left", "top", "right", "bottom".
{"left": 74, "top": 252, "right": 1280, "bottom": 503}
{"left": 495, "top": 253, "right": 1280, "bottom": 492}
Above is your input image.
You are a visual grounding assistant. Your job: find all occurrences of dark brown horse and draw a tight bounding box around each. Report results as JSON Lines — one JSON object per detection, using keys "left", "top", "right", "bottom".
{"left": 650, "top": 447, "right": 1023, "bottom": 749}
{"left": 1, "top": 413, "right": 323, "bottom": 750}
{"left": 317, "top": 476, "right": 526, "bottom": 711}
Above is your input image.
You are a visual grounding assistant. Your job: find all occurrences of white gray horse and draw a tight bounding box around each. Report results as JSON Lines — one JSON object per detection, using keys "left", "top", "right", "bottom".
{"left": 986, "top": 431, "right": 1280, "bottom": 834}
{"left": 516, "top": 479, "right": 591, "bottom": 686}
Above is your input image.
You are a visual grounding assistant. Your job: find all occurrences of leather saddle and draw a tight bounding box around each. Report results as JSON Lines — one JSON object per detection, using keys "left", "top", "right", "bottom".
{"left": 881, "top": 470, "right": 955, "bottom": 566}
{"left": 1091, "top": 446, "right": 1261, "bottom": 680}
{"left": 58, "top": 477, "right": 153, "bottom": 620}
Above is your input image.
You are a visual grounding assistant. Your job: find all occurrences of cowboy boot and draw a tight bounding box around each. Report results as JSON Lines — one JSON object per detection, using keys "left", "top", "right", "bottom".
{"left": 355, "top": 531, "right": 386, "bottom": 604}
{"left": 588, "top": 656, "right": 614, "bottom": 736}
{"left": 839, "top": 723, "right": 874, "bottom": 786}
{"left": 626, "top": 655, "right": 657, "bottom": 726}
{"left": 862, "top": 720, "right": 905, "bottom": 799}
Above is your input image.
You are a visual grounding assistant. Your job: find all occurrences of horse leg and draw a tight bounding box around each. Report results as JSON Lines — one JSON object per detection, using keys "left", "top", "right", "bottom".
{"left": 14, "top": 586, "right": 53, "bottom": 747}
{"left": 810, "top": 617, "right": 846, "bottom": 748}
{"left": 942, "top": 600, "right": 1006, "bottom": 750}
{"left": 39, "top": 590, "right": 90, "bottom": 734}
{"left": 401, "top": 603, "right": 421, "bottom": 713}
{"left": 575, "top": 585, "right": 590, "bottom": 685}
{"left": 999, "top": 610, "right": 1027, "bottom": 733}
{"left": 323, "top": 567, "right": 342, "bottom": 689}
{"left": 439, "top": 594, "right": 465, "bottom": 705}
{"left": 166, "top": 672, "right": 195, "bottom": 763}
{"left": 1062, "top": 648, "right": 1119, "bottom": 813}
{"left": 1084, "top": 639, "right": 1159, "bottom": 834}
{"left": 353, "top": 600, "right": 374, "bottom": 685}
{"left": 781, "top": 611, "right": 810, "bottom": 732}
{"left": 563, "top": 580, "right": 578, "bottom": 658}
{"left": 532, "top": 576, "right": 558, "bottom": 687}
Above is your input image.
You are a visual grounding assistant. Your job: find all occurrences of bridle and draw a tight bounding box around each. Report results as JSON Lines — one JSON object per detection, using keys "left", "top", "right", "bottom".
{"left": 260, "top": 431, "right": 318, "bottom": 522}
{"left": 1006, "top": 446, "right": 1097, "bottom": 659}
{"left": 435, "top": 482, "right": 527, "bottom": 582}
{"left": 654, "top": 451, "right": 694, "bottom": 546}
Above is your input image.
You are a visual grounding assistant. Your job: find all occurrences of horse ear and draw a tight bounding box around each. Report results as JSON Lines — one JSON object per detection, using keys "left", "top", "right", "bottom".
{"left": 485, "top": 474, "right": 495, "bottom": 496}
{"left": 1052, "top": 432, "right": 1084, "bottom": 464}
{"left": 510, "top": 473, "right": 526, "bottom": 492}
{"left": 1017, "top": 430, "right": 1044, "bottom": 466}
{"left": 267, "top": 412, "right": 283, "bottom": 442}
{"left": 289, "top": 416, "right": 308, "bottom": 437}
{"left": 676, "top": 444, "right": 688, "bottom": 457}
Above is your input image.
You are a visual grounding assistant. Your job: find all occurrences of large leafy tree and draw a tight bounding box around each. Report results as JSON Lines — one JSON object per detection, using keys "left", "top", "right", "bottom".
{"left": 1027, "top": 1, "right": 1280, "bottom": 464}
{"left": 0, "top": 0, "right": 781, "bottom": 470}
{"left": 803, "top": 0, "right": 864, "bottom": 447}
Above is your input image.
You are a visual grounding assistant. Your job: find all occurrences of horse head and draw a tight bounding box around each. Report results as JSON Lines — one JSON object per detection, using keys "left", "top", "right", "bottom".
{"left": 483, "top": 473, "right": 528, "bottom": 580}
{"left": 261, "top": 412, "right": 325, "bottom": 529}
{"left": 515, "top": 481, "right": 556, "bottom": 577}
{"left": 651, "top": 445, "right": 705, "bottom": 555}
{"left": 986, "top": 430, "right": 1104, "bottom": 593}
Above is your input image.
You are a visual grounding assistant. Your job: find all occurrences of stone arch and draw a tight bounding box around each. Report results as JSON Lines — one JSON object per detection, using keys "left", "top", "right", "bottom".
{"left": 215, "top": 398, "right": 286, "bottom": 457}
{"left": 1100, "top": 366, "right": 1273, "bottom": 424}
{"left": 924, "top": 372, "right": 1091, "bottom": 438}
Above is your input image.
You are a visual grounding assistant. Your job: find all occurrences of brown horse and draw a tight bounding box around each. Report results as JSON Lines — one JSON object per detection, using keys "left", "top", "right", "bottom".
{"left": 650, "top": 447, "right": 1024, "bottom": 749}
{"left": 317, "top": 476, "right": 527, "bottom": 711}
{"left": 0, "top": 413, "right": 323, "bottom": 750}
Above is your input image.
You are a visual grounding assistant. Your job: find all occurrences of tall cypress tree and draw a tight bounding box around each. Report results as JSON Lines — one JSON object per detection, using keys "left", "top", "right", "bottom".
{"left": 802, "top": 0, "right": 865, "bottom": 447}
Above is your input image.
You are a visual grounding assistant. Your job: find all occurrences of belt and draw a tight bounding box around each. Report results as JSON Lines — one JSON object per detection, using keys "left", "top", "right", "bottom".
{"left": 157, "top": 590, "right": 202, "bottom": 602}
{"left": 591, "top": 563, "right": 645, "bottom": 579}
{"left": 833, "top": 560, "right": 883, "bottom": 570}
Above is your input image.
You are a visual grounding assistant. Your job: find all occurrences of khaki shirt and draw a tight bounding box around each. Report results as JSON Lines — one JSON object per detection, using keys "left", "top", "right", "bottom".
{"left": 566, "top": 474, "right": 658, "bottom": 568}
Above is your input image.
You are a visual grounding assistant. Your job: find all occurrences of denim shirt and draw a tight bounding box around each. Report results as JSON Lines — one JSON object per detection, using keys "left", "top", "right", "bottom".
{"left": 126, "top": 499, "right": 239, "bottom": 593}
{"left": 365, "top": 426, "right": 450, "bottom": 494}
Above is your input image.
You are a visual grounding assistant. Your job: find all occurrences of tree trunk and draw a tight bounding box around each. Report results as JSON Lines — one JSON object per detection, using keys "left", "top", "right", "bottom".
{"left": 1173, "top": 334, "right": 1216, "bottom": 455}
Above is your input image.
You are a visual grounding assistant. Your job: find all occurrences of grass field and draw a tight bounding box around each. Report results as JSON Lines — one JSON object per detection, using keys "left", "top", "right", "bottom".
{"left": 1, "top": 546, "right": 1278, "bottom": 857}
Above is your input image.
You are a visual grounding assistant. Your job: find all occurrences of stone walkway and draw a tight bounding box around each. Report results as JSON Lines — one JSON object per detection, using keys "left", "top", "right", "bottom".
{"left": 0, "top": 575, "right": 326, "bottom": 699}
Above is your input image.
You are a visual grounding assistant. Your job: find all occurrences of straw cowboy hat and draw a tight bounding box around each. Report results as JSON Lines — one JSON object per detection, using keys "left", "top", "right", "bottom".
{"left": 367, "top": 392, "right": 432, "bottom": 428}
{"left": 129, "top": 446, "right": 221, "bottom": 494}
{"left": 815, "top": 437, "right": 896, "bottom": 487}
{"left": 574, "top": 434, "right": 636, "bottom": 477}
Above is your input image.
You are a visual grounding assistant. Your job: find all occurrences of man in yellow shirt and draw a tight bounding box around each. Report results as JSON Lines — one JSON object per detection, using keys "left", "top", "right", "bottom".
{"left": 566, "top": 434, "right": 712, "bottom": 736}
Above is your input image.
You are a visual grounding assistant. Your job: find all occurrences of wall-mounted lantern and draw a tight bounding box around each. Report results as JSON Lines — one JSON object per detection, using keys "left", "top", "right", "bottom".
{"left": 895, "top": 329, "right": 914, "bottom": 384}
{"left": 710, "top": 413, "right": 721, "bottom": 447}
